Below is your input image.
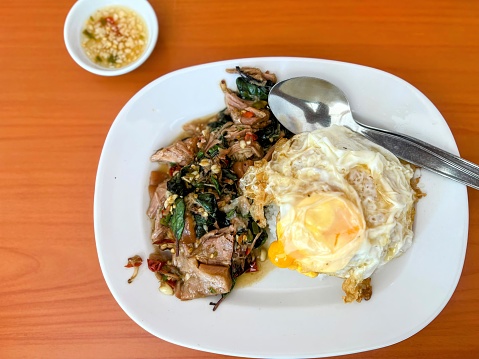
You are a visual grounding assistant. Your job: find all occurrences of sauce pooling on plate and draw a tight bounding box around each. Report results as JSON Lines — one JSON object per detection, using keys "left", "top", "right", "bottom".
{"left": 81, "top": 6, "right": 148, "bottom": 69}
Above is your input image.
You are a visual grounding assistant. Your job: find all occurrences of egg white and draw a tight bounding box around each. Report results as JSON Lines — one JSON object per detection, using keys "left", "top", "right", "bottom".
{"left": 241, "top": 125, "right": 418, "bottom": 282}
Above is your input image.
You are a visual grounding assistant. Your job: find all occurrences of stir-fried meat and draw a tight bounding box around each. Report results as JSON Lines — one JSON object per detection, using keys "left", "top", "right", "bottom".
{"left": 195, "top": 121, "right": 232, "bottom": 154}
{"left": 228, "top": 141, "right": 264, "bottom": 161}
{"left": 183, "top": 192, "right": 199, "bottom": 212}
{"left": 230, "top": 216, "right": 248, "bottom": 232}
{"left": 147, "top": 181, "right": 168, "bottom": 219}
{"left": 226, "top": 67, "right": 277, "bottom": 86}
{"left": 227, "top": 105, "right": 270, "bottom": 128}
{"left": 151, "top": 137, "right": 198, "bottom": 166}
{"left": 227, "top": 92, "right": 251, "bottom": 110}
{"left": 174, "top": 249, "right": 232, "bottom": 300}
{"left": 191, "top": 226, "right": 235, "bottom": 266}
{"left": 148, "top": 251, "right": 179, "bottom": 282}
{"left": 221, "top": 86, "right": 253, "bottom": 110}
{"left": 239, "top": 107, "right": 270, "bottom": 128}
{"left": 182, "top": 120, "right": 208, "bottom": 137}
{"left": 220, "top": 81, "right": 270, "bottom": 128}
{"left": 223, "top": 124, "right": 253, "bottom": 141}
{"left": 202, "top": 131, "right": 222, "bottom": 153}
{"left": 228, "top": 143, "right": 254, "bottom": 161}
{"left": 145, "top": 66, "right": 290, "bottom": 309}
{"left": 151, "top": 221, "right": 169, "bottom": 242}
{"left": 149, "top": 250, "right": 173, "bottom": 265}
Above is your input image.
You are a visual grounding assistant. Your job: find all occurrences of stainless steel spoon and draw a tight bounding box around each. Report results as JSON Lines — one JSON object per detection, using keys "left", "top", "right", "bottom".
{"left": 268, "top": 76, "right": 479, "bottom": 190}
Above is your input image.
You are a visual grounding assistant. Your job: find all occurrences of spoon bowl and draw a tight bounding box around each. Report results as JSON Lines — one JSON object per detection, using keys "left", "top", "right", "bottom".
{"left": 269, "top": 77, "right": 352, "bottom": 133}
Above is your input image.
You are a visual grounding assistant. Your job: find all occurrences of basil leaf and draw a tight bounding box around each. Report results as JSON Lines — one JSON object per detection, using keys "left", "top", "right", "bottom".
{"left": 216, "top": 210, "right": 230, "bottom": 228}
{"left": 194, "top": 214, "right": 208, "bottom": 238}
{"left": 167, "top": 168, "right": 189, "bottom": 196}
{"left": 169, "top": 198, "right": 186, "bottom": 240}
{"left": 207, "top": 144, "right": 220, "bottom": 158}
{"left": 254, "top": 231, "right": 268, "bottom": 248}
{"left": 160, "top": 213, "right": 171, "bottom": 226}
{"left": 245, "top": 229, "right": 254, "bottom": 243}
{"left": 211, "top": 176, "right": 221, "bottom": 194}
{"left": 222, "top": 169, "right": 238, "bottom": 181}
{"left": 226, "top": 209, "right": 236, "bottom": 220}
{"left": 207, "top": 110, "right": 232, "bottom": 130}
{"left": 196, "top": 193, "right": 218, "bottom": 215}
{"left": 107, "top": 54, "right": 117, "bottom": 64}
{"left": 255, "top": 119, "right": 282, "bottom": 148}
{"left": 236, "top": 77, "right": 269, "bottom": 101}
{"left": 251, "top": 220, "right": 260, "bottom": 235}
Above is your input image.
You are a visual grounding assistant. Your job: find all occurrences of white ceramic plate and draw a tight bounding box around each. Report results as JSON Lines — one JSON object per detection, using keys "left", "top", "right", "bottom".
{"left": 94, "top": 57, "right": 468, "bottom": 358}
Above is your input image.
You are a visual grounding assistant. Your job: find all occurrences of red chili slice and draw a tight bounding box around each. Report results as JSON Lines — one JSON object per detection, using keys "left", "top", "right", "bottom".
{"left": 169, "top": 164, "right": 182, "bottom": 176}
{"left": 244, "top": 132, "right": 258, "bottom": 142}
{"left": 147, "top": 258, "right": 164, "bottom": 272}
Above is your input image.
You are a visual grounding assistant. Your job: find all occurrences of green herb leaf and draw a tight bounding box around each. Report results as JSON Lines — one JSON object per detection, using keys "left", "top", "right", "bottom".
{"left": 107, "top": 54, "right": 117, "bottom": 64}
{"left": 236, "top": 77, "right": 269, "bottom": 101}
{"left": 169, "top": 198, "right": 186, "bottom": 240}
{"left": 196, "top": 193, "right": 218, "bottom": 215}
{"left": 207, "top": 144, "right": 220, "bottom": 158}
{"left": 211, "top": 176, "right": 221, "bottom": 194}
{"left": 167, "top": 168, "right": 190, "bottom": 197}
{"left": 254, "top": 117, "right": 293, "bottom": 149}
{"left": 251, "top": 220, "right": 260, "bottom": 235}
{"left": 82, "top": 29, "right": 95, "bottom": 40}
{"left": 193, "top": 214, "right": 208, "bottom": 238}
{"left": 192, "top": 182, "right": 205, "bottom": 189}
{"left": 222, "top": 169, "right": 238, "bottom": 181}
{"left": 254, "top": 231, "right": 268, "bottom": 248}
{"left": 252, "top": 100, "right": 268, "bottom": 109}
{"left": 226, "top": 209, "right": 236, "bottom": 220}
{"left": 160, "top": 213, "right": 171, "bottom": 226}
{"left": 207, "top": 110, "right": 231, "bottom": 130}
{"left": 245, "top": 229, "right": 254, "bottom": 243}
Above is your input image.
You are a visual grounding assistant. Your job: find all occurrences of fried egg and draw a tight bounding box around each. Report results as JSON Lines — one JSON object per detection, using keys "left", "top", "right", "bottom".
{"left": 240, "top": 125, "right": 419, "bottom": 300}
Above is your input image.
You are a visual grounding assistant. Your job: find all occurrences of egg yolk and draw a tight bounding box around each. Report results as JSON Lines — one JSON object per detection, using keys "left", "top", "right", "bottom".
{"left": 268, "top": 193, "right": 366, "bottom": 274}
{"left": 268, "top": 240, "right": 294, "bottom": 268}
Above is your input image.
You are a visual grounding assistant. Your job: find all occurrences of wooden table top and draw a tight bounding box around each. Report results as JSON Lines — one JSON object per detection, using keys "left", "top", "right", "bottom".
{"left": 1, "top": 0, "right": 478, "bottom": 358}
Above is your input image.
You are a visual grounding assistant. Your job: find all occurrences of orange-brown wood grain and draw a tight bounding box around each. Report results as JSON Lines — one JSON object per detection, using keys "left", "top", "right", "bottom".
{"left": 1, "top": 0, "right": 478, "bottom": 358}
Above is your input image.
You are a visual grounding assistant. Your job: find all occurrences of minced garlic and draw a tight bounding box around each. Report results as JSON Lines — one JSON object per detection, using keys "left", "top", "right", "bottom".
{"left": 81, "top": 6, "right": 148, "bottom": 69}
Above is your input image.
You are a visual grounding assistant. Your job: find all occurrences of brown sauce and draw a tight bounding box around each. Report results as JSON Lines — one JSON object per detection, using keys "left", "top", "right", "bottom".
{"left": 235, "top": 258, "right": 275, "bottom": 288}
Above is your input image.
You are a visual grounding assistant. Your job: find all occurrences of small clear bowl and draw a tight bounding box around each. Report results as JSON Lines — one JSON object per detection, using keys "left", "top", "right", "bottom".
{"left": 64, "top": 0, "right": 158, "bottom": 76}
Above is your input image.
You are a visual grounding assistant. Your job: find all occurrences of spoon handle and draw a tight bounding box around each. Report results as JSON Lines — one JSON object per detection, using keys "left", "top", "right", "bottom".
{"left": 357, "top": 125, "right": 479, "bottom": 190}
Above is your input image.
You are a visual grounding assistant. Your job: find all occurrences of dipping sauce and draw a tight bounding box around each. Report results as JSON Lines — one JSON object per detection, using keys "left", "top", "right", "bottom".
{"left": 81, "top": 6, "right": 148, "bottom": 69}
